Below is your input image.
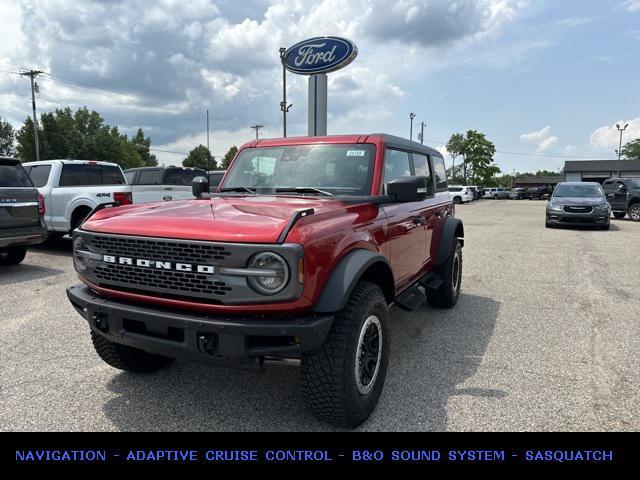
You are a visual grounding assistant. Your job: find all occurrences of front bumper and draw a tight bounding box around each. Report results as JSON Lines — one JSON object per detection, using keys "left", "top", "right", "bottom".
{"left": 546, "top": 210, "right": 610, "bottom": 226}
{"left": 67, "top": 284, "right": 333, "bottom": 368}
{"left": 0, "top": 226, "right": 47, "bottom": 248}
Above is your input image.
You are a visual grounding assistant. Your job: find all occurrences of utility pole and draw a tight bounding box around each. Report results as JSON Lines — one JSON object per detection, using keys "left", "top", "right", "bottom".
{"left": 616, "top": 123, "right": 628, "bottom": 177}
{"left": 20, "top": 70, "right": 44, "bottom": 162}
{"left": 279, "top": 48, "right": 292, "bottom": 138}
{"left": 251, "top": 124, "right": 264, "bottom": 140}
{"left": 206, "top": 109, "right": 210, "bottom": 152}
{"left": 409, "top": 113, "right": 416, "bottom": 141}
{"left": 419, "top": 122, "right": 425, "bottom": 145}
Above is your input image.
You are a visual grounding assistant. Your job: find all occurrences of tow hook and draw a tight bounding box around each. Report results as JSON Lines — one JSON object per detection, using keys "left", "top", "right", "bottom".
{"left": 198, "top": 334, "right": 217, "bottom": 355}
{"left": 92, "top": 312, "right": 109, "bottom": 333}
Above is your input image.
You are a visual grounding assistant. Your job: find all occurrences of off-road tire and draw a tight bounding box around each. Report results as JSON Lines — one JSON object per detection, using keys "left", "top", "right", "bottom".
{"left": 301, "top": 282, "right": 390, "bottom": 428}
{"left": 427, "top": 240, "right": 462, "bottom": 309}
{"left": 628, "top": 203, "right": 640, "bottom": 222}
{"left": 612, "top": 212, "right": 626, "bottom": 219}
{"left": 90, "top": 330, "right": 174, "bottom": 373}
{"left": 0, "top": 246, "right": 27, "bottom": 265}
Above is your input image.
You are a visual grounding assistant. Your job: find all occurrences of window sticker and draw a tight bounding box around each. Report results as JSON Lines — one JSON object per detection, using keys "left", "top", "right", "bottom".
{"left": 346, "top": 150, "right": 366, "bottom": 157}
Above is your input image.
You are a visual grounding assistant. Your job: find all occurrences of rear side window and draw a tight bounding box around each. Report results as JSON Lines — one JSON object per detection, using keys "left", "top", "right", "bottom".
{"left": 27, "top": 164, "right": 52, "bottom": 187}
{"left": 163, "top": 169, "right": 203, "bottom": 186}
{"left": 124, "top": 171, "right": 136, "bottom": 184}
{"left": 137, "top": 169, "right": 162, "bottom": 185}
{"left": 431, "top": 155, "right": 448, "bottom": 191}
{"left": 412, "top": 153, "right": 432, "bottom": 194}
{"left": 59, "top": 164, "right": 126, "bottom": 186}
{"left": 383, "top": 149, "right": 412, "bottom": 192}
{"left": 448, "top": 187, "right": 462, "bottom": 192}
{"left": 0, "top": 163, "right": 34, "bottom": 187}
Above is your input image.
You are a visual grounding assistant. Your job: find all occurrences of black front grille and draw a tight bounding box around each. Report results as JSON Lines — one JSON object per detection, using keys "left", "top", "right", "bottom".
{"left": 94, "top": 263, "right": 232, "bottom": 297}
{"left": 90, "top": 235, "right": 232, "bottom": 263}
{"left": 563, "top": 206, "right": 593, "bottom": 214}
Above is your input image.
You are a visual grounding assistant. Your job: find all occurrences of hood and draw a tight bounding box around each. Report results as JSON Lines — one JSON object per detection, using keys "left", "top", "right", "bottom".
{"left": 550, "top": 196, "right": 607, "bottom": 206}
{"left": 81, "top": 195, "right": 351, "bottom": 243}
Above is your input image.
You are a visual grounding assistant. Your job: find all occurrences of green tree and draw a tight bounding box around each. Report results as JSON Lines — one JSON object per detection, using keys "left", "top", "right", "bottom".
{"left": 131, "top": 128, "right": 158, "bottom": 166}
{"left": 462, "top": 130, "right": 496, "bottom": 185}
{"left": 183, "top": 144, "right": 217, "bottom": 170}
{"left": 0, "top": 117, "right": 15, "bottom": 156}
{"left": 621, "top": 138, "right": 640, "bottom": 161}
{"left": 221, "top": 146, "right": 238, "bottom": 169}
{"left": 446, "top": 133, "right": 465, "bottom": 182}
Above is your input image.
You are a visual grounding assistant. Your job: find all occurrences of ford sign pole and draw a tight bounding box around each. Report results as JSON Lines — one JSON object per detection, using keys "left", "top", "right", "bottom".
{"left": 283, "top": 37, "right": 357, "bottom": 138}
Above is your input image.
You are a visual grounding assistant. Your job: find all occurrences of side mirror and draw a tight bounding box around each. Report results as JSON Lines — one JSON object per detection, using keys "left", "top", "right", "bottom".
{"left": 192, "top": 176, "right": 210, "bottom": 199}
{"left": 606, "top": 193, "right": 615, "bottom": 201}
{"left": 618, "top": 184, "right": 627, "bottom": 193}
{"left": 387, "top": 176, "right": 426, "bottom": 203}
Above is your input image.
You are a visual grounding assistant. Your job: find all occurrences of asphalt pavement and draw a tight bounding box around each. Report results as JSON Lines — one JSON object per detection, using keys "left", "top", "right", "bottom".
{"left": 1, "top": 200, "right": 638, "bottom": 431}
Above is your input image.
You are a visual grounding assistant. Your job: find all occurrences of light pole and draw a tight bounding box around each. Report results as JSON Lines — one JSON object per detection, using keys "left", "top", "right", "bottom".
{"left": 409, "top": 113, "right": 416, "bottom": 141}
{"left": 616, "top": 123, "right": 628, "bottom": 177}
{"left": 279, "top": 47, "right": 292, "bottom": 137}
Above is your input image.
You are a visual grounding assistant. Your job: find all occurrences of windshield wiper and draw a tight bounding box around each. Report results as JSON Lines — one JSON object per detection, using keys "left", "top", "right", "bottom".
{"left": 219, "top": 186, "right": 256, "bottom": 193}
{"left": 274, "top": 187, "right": 334, "bottom": 197}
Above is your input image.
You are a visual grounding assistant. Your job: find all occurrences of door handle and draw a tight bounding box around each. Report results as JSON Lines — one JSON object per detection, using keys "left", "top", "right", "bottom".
{"left": 413, "top": 216, "right": 426, "bottom": 226}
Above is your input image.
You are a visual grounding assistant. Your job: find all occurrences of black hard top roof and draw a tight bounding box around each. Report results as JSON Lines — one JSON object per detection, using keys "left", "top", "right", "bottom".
{"left": 0, "top": 157, "right": 20, "bottom": 165}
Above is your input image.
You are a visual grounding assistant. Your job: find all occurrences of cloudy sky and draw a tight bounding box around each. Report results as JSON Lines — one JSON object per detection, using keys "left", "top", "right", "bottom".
{"left": 0, "top": 0, "right": 638, "bottom": 172}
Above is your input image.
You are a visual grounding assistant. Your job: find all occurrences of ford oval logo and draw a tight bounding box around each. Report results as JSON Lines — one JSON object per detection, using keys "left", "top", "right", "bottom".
{"left": 283, "top": 36, "right": 358, "bottom": 75}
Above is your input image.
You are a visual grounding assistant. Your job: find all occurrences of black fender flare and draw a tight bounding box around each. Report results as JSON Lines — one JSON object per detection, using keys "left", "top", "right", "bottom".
{"left": 434, "top": 217, "right": 464, "bottom": 266}
{"left": 312, "top": 249, "right": 392, "bottom": 313}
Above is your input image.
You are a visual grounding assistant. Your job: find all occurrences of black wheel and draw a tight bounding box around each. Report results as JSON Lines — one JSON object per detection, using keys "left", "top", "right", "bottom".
{"left": 493, "top": 195, "right": 498, "bottom": 199}
{"left": 70, "top": 207, "right": 92, "bottom": 232}
{"left": 628, "top": 203, "right": 640, "bottom": 222}
{"left": 90, "top": 330, "right": 174, "bottom": 373}
{"left": 301, "top": 282, "right": 389, "bottom": 428}
{"left": 427, "top": 240, "right": 462, "bottom": 309}
{"left": 612, "top": 212, "right": 626, "bottom": 219}
{"left": 453, "top": 196, "right": 462, "bottom": 204}
{"left": 0, "top": 246, "right": 27, "bottom": 265}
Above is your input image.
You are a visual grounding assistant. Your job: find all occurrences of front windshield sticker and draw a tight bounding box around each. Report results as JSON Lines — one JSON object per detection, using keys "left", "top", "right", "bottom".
{"left": 346, "top": 150, "right": 366, "bottom": 157}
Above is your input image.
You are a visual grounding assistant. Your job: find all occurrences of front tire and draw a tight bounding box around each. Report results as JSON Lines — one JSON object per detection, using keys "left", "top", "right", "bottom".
{"left": 301, "top": 282, "right": 389, "bottom": 428}
{"left": 0, "top": 246, "right": 27, "bottom": 265}
{"left": 453, "top": 196, "right": 462, "bottom": 204}
{"left": 90, "top": 330, "right": 174, "bottom": 373}
{"left": 427, "top": 240, "right": 462, "bottom": 309}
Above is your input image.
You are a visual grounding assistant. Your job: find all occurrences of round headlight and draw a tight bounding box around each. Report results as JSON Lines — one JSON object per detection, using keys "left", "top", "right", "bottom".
{"left": 73, "top": 236, "right": 89, "bottom": 272}
{"left": 247, "top": 252, "right": 289, "bottom": 295}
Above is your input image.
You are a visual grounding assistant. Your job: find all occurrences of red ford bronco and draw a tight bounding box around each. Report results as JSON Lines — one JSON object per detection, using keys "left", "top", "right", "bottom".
{"left": 67, "top": 134, "right": 464, "bottom": 428}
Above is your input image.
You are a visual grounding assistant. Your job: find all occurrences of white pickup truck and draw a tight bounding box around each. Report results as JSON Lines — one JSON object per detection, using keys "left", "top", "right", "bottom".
{"left": 23, "top": 159, "right": 132, "bottom": 237}
{"left": 124, "top": 166, "right": 207, "bottom": 203}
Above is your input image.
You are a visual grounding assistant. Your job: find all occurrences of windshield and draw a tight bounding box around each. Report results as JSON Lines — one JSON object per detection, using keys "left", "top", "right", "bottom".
{"left": 553, "top": 184, "right": 603, "bottom": 198}
{"left": 221, "top": 144, "right": 375, "bottom": 196}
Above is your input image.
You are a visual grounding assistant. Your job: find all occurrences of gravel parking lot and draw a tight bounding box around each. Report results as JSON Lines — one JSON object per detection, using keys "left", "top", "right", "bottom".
{"left": 1, "top": 200, "right": 639, "bottom": 432}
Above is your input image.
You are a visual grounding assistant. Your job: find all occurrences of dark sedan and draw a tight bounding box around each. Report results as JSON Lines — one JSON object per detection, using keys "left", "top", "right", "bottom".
{"left": 545, "top": 182, "right": 610, "bottom": 230}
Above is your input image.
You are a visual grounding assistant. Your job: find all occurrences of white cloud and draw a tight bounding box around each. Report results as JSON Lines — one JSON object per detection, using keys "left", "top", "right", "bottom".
{"left": 589, "top": 118, "right": 640, "bottom": 151}
{"left": 520, "top": 126, "right": 559, "bottom": 152}
{"left": 619, "top": 0, "right": 640, "bottom": 12}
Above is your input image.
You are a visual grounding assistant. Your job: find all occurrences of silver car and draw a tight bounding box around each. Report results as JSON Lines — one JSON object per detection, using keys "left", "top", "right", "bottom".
{"left": 546, "top": 182, "right": 610, "bottom": 230}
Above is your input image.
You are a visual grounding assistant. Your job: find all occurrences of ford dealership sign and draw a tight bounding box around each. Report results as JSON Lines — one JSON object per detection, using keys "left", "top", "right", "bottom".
{"left": 283, "top": 36, "right": 358, "bottom": 75}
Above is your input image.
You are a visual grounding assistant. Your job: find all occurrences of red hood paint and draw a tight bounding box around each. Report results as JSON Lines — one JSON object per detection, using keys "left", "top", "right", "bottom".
{"left": 81, "top": 195, "right": 353, "bottom": 243}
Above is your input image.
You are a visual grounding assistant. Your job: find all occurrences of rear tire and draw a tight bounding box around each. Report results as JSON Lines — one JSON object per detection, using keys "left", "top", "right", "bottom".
{"left": 612, "top": 212, "right": 626, "bottom": 219}
{"left": 0, "top": 246, "right": 27, "bottom": 265}
{"left": 628, "top": 203, "right": 640, "bottom": 222}
{"left": 453, "top": 196, "right": 462, "bottom": 204}
{"left": 301, "top": 282, "right": 389, "bottom": 428}
{"left": 70, "top": 207, "right": 92, "bottom": 232}
{"left": 427, "top": 240, "right": 462, "bottom": 309}
{"left": 90, "top": 330, "right": 174, "bottom": 373}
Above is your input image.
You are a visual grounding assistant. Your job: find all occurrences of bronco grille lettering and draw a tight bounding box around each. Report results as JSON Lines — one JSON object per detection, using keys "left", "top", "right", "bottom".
{"left": 102, "top": 255, "right": 216, "bottom": 274}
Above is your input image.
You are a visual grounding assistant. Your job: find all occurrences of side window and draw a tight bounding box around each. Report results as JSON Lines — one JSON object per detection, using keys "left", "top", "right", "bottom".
{"left": 431, "top": 155, "right": 448, "bottom": 191}
{"left": 383, "top": 149, "right": 412, "bottom": 192}
{"left": 27, "top": 164, "right": 52, "bottom": 187}
{"left": 163, "top": 169, "right": 202, "bottom": 186}
{"left": 137, "top": 169, "right": 162, "bottom": 185}
{"left": 412, "top": 153, "right": 432, "bottom": 194}
{"left": 124, "top": 171, "right": 136, "bottom": 184}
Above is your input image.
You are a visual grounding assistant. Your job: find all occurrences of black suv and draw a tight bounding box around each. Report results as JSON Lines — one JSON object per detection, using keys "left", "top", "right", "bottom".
{"left": 0, "top": 157, "right": 46, "bottom": 265}
{"left": 602, "top": 178, "right": 640, "bottom": 221}
{"left": 527, "top": 186, "right": 551, "bottom": 200}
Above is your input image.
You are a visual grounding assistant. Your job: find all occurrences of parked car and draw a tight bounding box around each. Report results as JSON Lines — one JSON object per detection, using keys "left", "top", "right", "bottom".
{"left": 509, "top": 187, "right": 527, "bottom": 200}
{"left": 448, "top": 186, "right": 473, "bottom": 204}
{"left": 527, "top": 186, "right": 552, "bottom": 200}
{"left": 67, "top": 133, "right": 464, "bottom": 428}
{"left": 466, "top": 186, "right": 481, "bottom": 200}
{"left": 0, "top": 157, "right": 47, "bottom": 264}
{"left": 483, "top": 187, "right": 510, "bottom": 199}
{"left": 602, "top": 177, "right": 640, "bottom": 221}
{"left": 124, "top": 166, "right": 207, "bottom": 204}
{"left": 23, "top": 159, "right": 131, "bottom": 237}
{"left": 208, "top": 170, "right": 227, "bottom": 191}
{"left": 545, "top": 182, "right": 610, "bottom": 229}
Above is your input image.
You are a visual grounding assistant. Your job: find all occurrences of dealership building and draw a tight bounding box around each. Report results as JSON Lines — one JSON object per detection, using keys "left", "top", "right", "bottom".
{"left": 563, "top": 159, "right": 640, "bottom": 184}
